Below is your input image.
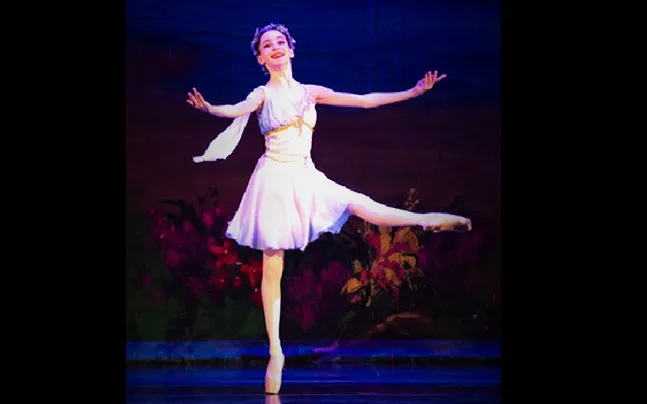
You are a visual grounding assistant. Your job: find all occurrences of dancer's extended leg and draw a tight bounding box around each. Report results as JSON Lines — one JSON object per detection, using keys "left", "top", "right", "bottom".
{"left": 262, "top": 248, "right": 285, "bottom": 394}
{"left": 347, "top": 195, "right": 472, "bottom": 232}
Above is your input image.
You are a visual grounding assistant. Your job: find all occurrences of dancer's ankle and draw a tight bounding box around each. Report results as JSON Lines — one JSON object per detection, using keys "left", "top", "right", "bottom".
{"left": 269, "top": 344, "right": 283, "bottom": 357}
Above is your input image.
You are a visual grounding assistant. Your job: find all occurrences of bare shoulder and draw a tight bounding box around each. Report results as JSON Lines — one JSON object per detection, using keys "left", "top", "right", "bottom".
{"left": 304, "top": 84, "right": 334, "bottom": 101}
{"left": 247, "top": 85, "right": 266, "bottom": 101}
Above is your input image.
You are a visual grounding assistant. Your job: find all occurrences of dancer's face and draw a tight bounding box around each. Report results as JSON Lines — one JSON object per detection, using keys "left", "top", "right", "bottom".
{"left": 256, "top": 30, "right": 294, "bottom": 70}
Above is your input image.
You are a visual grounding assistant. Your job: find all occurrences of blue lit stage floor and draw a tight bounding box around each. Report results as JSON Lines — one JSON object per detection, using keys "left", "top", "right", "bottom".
{"left": 126, "top": 340, "right": 500, "bottom": 403}
{"left": 127, "top": 366, "right": 500, "bottom": 403}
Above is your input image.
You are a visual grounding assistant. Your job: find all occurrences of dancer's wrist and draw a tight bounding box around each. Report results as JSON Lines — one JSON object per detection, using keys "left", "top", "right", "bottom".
{"left": 409, "top": 87, "right": 423, "bottom": 98}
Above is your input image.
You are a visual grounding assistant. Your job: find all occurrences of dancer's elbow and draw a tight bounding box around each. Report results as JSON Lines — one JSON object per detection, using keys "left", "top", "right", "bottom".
{"left": 209, "top": 104, "right": 246, "bottom": 118}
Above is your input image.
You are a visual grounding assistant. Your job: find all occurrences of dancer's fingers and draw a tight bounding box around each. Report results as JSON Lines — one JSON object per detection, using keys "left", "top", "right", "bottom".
{"left": 193, "top": 88, "right": 205, "bottom": 102}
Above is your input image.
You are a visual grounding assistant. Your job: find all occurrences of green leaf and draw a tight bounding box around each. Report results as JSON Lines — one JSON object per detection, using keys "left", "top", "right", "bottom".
{"left": 193, "top": 304, "right": 214, "bottom": 340}
{"left": 133, "top": 307, "right": 169, "bottom": 341}
{"left": 141, "top": 248, "right": 167, "bottom": 279}
{"left": 341, "top": 310, "right": 356, "bottom": 324}
{"left": 237, "top": 306, "right": 265, "bottom": 339}
{"left": 228, "top": 298, "right": 250, "bottom": 338}
{"left": 193, "top": 296, "right": 228, "bottom": 340}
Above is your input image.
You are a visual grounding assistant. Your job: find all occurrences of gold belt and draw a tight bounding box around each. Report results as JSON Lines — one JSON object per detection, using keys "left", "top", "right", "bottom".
{"left": 263, "top": 117, "right": 314, "bottom": 137}
{"left": 264, "top": 151, "right": 311, "bottom": 163}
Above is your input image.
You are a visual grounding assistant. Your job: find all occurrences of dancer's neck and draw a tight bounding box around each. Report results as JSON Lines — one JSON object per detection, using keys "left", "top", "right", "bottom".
{"left": 267, "top": 64, "right": 297, "bottom": 89}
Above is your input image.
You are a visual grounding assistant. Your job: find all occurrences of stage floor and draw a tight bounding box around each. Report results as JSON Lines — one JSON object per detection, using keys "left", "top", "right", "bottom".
{"left": 126, "top": 364, "right": 500, "bottom": 403}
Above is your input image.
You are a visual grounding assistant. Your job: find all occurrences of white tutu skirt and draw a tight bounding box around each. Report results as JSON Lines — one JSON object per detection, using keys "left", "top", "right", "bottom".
{"left": 226, "top": 155, "right": 364, "bottom": 251}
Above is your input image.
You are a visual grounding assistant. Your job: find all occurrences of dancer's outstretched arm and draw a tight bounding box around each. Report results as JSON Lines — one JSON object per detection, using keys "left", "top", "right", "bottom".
{"left": 187, "top": 86, "right": 265, "bottom": 118}
{"left": 307, "top": 70, "right": 446, "bottom": 109}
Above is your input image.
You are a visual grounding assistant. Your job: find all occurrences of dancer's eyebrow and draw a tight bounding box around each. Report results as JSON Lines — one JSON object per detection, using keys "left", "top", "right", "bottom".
{"left": 261, "top": 35, "right": 286, "bottom": 45}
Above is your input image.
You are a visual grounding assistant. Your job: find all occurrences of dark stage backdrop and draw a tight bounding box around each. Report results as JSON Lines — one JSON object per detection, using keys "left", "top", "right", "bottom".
{"left": 126, "top": 0, "right": 500, "bottom": 107}
{"left": 126, "top": 0, "right": 501, "bottom": 346}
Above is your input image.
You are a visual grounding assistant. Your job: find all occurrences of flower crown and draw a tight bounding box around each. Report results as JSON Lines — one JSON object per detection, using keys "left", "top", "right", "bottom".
{"left": 250, "top": 23, "right": 296, "bottom": 56}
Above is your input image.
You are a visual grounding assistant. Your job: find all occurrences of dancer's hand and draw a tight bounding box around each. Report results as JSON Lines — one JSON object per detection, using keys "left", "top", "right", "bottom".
{"left": 412, "top": 71, "right": 446, "bottom": 96}
{"left": 186, "top": 87, "right": 211, "bottom": 113}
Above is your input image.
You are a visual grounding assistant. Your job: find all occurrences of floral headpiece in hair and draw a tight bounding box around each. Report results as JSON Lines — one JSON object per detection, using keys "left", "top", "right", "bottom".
{"left": 250, "top": 23, "right": 296, "bottom": 56}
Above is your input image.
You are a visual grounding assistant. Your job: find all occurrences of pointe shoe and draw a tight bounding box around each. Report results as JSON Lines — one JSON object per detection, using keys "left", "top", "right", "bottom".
{"left": 264, "top": 353, "right": 285, "bottom": 394}
{"left": 423, "top": 213, "right": 472, "bottom": 233}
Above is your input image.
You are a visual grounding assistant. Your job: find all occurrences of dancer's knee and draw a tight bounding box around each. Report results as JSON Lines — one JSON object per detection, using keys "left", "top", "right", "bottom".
{"left": 263, "top": 248, "right": 284, "bottom": 259}
{"left": 347, "top": 195, "right": 376, "bottom": 216}
{"left": 262, "top": 248, "right": 284, "bottom": 283}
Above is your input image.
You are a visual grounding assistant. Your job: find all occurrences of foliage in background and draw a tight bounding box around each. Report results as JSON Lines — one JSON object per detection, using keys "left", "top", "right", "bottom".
{"left": 126, "top": 187, "right": 266, "bottom": 342}
{"left": 126, "top": 187, "right": 500, "bottom": 342}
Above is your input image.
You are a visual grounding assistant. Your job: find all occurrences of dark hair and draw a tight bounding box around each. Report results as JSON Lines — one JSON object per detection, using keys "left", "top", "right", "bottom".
{"left": 250, "top": 23, "right": 297, "bottom": 74}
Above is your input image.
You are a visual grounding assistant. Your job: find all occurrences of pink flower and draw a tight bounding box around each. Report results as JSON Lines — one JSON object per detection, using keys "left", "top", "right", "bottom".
{"left": 350, "top": 293, "right": 363, "bottom": 304}
{"left": 300, "top": 304, "right": 316, "bottom": 331}
{"left": 202, "top": 211, "right": 214, "bottom": 228}
{"left": 165, "top": 249, "right": 182, "bottom": 269}
{"left": 182, "top": 219, "right": 194, "bottom": 233}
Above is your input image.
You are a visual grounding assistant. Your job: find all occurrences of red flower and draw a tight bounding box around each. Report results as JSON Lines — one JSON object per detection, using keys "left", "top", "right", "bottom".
{"left": 222, "top": 252, "right": 239, "bottom": 265}
{"left": 380, "top": 260, "right": 401, "bottom": 272}
{"left": 202, "top": 211, "right": 214, "bottom": 228}
{"left": 209, "top": 238, "right": 240, "bottom": 267}
{"left": 233, "top": 275, "right": 243, "bottom": 288}
{"left": 241, "top": 261, "right": 262, "bottom": 289}
{"left": 182, "top": 219, "right": 194, "bottom": 233}
{"left": 223, "top": 239, "right": 235, "bottom": 250}
{"left": 210, "top": 271, "right": 229, "bottom": 290}
{"left": 211, "top": 259, "right": 223, "bottom": 271}
{"left": 209, "top": 245, "right": 226, "bottom": 255}
{"left": 250, "top": 287, "right": 263, "bottom": 307}
{"left": 384, "top": 242, "right": 410, "bottom": 256}
{"left": 247, "top": 257, "right": 263, "bottom": 271}
{"left": 165, "top": 249, "right": 182, "bottom": 269}
{"left": 365, "top": 232, "right": 381, "bottom": 251}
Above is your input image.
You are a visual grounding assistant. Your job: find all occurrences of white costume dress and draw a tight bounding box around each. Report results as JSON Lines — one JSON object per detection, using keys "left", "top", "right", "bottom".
{"left": 193, "top": 83, "right": 367, "bottom": 251}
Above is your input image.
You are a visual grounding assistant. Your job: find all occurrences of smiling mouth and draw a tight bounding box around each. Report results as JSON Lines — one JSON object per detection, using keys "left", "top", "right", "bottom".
{"left": 271, "top": 53, "right": 285, "bottom": 59}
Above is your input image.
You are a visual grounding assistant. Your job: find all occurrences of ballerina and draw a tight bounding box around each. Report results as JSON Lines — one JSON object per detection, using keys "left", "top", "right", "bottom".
{"left": 187, "top": 23, "right": 472, "bottom": 394}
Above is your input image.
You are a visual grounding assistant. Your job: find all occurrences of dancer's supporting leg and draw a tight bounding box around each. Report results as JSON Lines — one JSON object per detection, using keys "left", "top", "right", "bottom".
{"left": 347, "top": 195, "right": 472, "bottom": 232}
{"left": 262, "top": 248, "right": 286, "bottom": 394}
